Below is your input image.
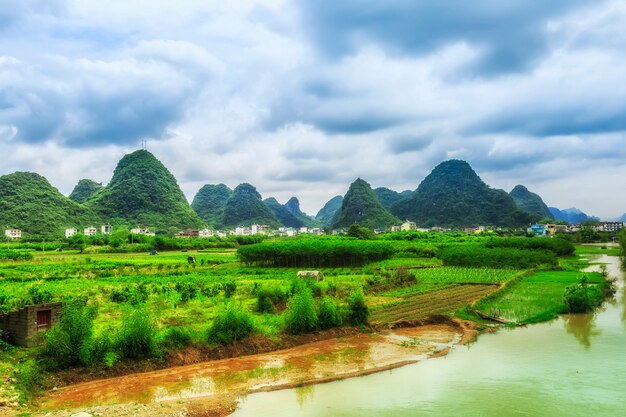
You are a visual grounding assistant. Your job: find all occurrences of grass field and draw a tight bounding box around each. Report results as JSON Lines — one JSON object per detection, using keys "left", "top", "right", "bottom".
{"left": 475, "top": 270, "right": 605, "bottom": 323}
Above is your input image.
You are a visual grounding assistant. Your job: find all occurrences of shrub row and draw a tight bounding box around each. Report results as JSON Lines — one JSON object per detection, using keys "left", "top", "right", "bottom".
{"left": 238, "top": 239, "right": 395, "bottom": 267}
{"left": 483, "top": 237, "right": 574, "bottom": 257}
{"left": 439, "top": 245, "right": 557, "bottom": 269}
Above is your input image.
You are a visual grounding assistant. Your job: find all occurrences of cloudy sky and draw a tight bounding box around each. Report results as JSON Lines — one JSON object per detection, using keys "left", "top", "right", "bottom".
{"left": 1, "top": 0, "right": 626, "bottom": 219}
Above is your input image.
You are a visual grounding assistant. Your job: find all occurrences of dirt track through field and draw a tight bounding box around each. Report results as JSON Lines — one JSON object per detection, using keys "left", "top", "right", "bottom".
{"left": 371, "top": 284, "right": 498, "bottom": 324}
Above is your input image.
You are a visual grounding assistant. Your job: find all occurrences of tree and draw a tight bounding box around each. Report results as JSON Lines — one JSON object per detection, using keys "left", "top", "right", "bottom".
{"left": 347, "top": 224, "right": 373, "bottom": 240}
{"left": 347, "top": 289, "right": 369, "bottom": 325}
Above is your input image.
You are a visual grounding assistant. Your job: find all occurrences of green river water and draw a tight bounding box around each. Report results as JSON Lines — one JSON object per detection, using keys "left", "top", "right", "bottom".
{"left": 232, "top": 255, "right": 626, "bottom": 417}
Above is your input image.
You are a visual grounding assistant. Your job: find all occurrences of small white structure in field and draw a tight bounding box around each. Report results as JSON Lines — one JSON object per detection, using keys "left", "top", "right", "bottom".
{"left": 297, "top": 270, "right": 324, "bottom": 282}
{"left": 101, "top": 225, "right": 112, "bottom": 235}
{"left": 84, "top": 226, "right": 97, "bottom": 236}
{"left": 65, "top": 228, "right": 78, "bottom": 238}
{"left": 4, "top": 229, "right": 21, "bottom": 240}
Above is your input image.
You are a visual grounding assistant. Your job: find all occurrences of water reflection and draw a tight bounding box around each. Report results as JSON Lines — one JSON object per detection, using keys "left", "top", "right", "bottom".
{"left": 295, "top": 384, "right": 315, "bottom": 407}
{"left": 563, "top": 313, "right": 600, "bottom": 349}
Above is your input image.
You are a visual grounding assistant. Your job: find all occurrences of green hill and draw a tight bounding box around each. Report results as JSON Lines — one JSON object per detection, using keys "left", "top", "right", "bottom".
{"left": 333, "top": 178, "right": 399, "bottom": 229}
{"left": 373, "top": 187, "right": 405, "bottom": 210}
{"left": 191, "top": 184, "right": 233, "bottom": 229}
{"left": 68, "top": 179, "right": 104, "bottom": 204}
{"left": 0, "top": 172, "right": 98, "bottom": 238}
{"left": 222, "top": 183, "right": 281, "bottom": 228}
{"left": 285, "top": 197, "right": 319, "bottom": 227}
{"left": 264, "top": 198, "right": 305, "bottom": 228}
{"left": 509, "top": 185, "right": 553, "bottom": 221}
{"left": 315, "top": 196, "right": 343, "bottom": 227}
{"left": 86, "top": 150, "right": 204, "bottom": 231}
{"left": 391, "top": 160, "right": 531, "bottom": 227}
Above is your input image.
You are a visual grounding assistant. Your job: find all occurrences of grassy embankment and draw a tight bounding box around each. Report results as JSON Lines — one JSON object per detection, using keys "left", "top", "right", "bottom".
{"left": 0, "top": 235, "right": 614, "bottom": 406}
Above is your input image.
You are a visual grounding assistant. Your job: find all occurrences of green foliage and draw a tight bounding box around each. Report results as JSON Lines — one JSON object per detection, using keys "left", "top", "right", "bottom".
{"left": 12, "top": 359, "right": 43, "bottom": 403}
{"left": 284, "top": 197, "right": 320, "bottom": 228}
{"left": 41, "top": 302, "right": 96, "bottom": 369}
{"left": 509, "top": 185, "right": 553, "bottom": 221}
{"left": 222, "top": 280, "right": 237, "bottom": 298}
{"left": 256, "top": 285, "right": 288, "bottom": 313}
{"left": 439, "top": 245, "right": 557, "bottom": 269}
{"left": 484, "top": 237, "right": 575, "bottom": 257}
{"left": 0, "top": 249, "right": 34, "bottom": 261}
{"left": 347, "top": 289, "right": 369, "bottom": 325}
{"left": 238, "top": 238, "right": 395, "bottom": 267}
{"left": 391, "top": 160, "right": 531, "bottom": 228}
{"left": 0, "top": 171, "right": 98, "bottom": 238}
{"left": 115, "top": 306, "right": 158, "bottom": 359}
{"left": 284, "top": 288, "right": 318, "bottom": 334}
{"left": 333, "top": 178, "right": 399, "bottom": 229}
{"left": 347, "top": 224, "right": 374, "bottom": 240}
{"left": 373, "top": 187, "right": 406, "bottom": 211}
{"left": 264, "top": 197, "right": 306, "bottom": 228}
{"left": 620, "top": 230, "right": 626, "bottom": 269}
{"left": 68, "top": 179, "right": 104, "bottom": 204}
{"left": 222, "top": 183, "right": 281, "bottom": 228}
{"left": 317, "top": 296, "right": 342, "bottom": 329}
{"left": 564, "top": 276, "right": 602, "bottom": 313}
{"left": 86, "top": 150, "right": 205, "bottom": 232}
{"left": 160, "top": 326, "right": 193, "bottom": 349}
{"left": 315, "top": 195, "right": 343, "bottom": 228}
{"left": 207, "top": 304, "right": 255, "bottom": 345}
{"left": 191, "top": 184, "right": 233, "bottom": 229}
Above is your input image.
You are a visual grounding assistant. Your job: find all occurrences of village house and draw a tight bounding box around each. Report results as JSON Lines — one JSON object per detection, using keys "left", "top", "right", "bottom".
{"left": 130, "top": 227, "right": 155, "bottom": 236}
{"left": 251, "top": 224, "right": 270, "bottom": 235}
{"left": 4, "top": 229, "right": 22, "bottom": 240}
{"left": 198, "top": 229, "right": 214, "bottom": 238}
{"left": 0, "top": 302, "right": 62, "bottom": 347}
{"left": 101, "top": 224, "right": 113, "bottom": 235}
{"left": 528, "top": 224, "right": 547, "bottom": 236}
{"left": 84, "top": 226, "right": 97, "bottom": 236}
{"left": 400, "top": 220, "right": 417, "bottom": 231}
{"left": 597, "top": 222, "right": 624, "bottom": 233}
{"left": 65, "top": 228, "right": 78, "bottom": 238}
{"left": 175, "top": 229, "right": 200, "bottom": 238}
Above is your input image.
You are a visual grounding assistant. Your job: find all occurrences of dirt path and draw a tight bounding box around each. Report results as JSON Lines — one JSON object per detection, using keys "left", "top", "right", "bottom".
{"left": 30, "top": 321, "right": 474, "bottom": 417}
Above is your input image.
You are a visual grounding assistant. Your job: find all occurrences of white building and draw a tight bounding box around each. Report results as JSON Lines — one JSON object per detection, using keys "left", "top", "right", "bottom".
{"left": 65, "top": 228, "right": 78, "bottom": 238}
{"left": 4, "top": 229, "right": 21, "bottom": 240}
{"left": 198, "top": 229, "right": 214, "bottom": 238}
{"left": 84, "top": 226, "right": 97, "bottom": 236}
{"left": 101, "top": 224, "right": 112, "bottom": 235}
{"left": 251, "top": 224, "right": 270, "bottom": 235}
{"left": 401, "top": 220, "right": 417, "bottom": 231}
{"left": 598, "top": 222, "right": 624, "bottom": 233}
{"left": 234, "top": 227, "right": 252, "bottom": 236}
{"left": 299, "top": 227, "right": 309, "bottom": 234}
{"left": 130, "top": 227, "right": 155, "bottom": 236}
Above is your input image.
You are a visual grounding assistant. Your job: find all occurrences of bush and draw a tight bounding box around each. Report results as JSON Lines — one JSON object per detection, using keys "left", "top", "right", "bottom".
{"left": 222, "top": 281, "right": 237, "bottom": 298}
{"left": 389, "top": 267, "right": 416, "bottom": 288}
{"left": 347, "top": 289, "right": 369, "bottom": 326}
{"left": 238, "top": 238, "right": 395, "bottom": 267}
{"left": 439, "top": 245, "right": 557, "bottom": 269}
{"left": 91, "top": 330, "right": 117, "bottom": 367}
{"left": 484, "top": 237, "right": 575, "bottom": 257}
{"left": 284, "top": 288, "right": 318, "bottom": 334}
{"left": 317, "top": 297, "right": 342, "bottom": 329}
{"left": 115, "top": 307, "right": 158, "bottom": 359}
{"left": 564, "top": 276, "right": 602, "bottom": 313}
{"left": 207, "top": 304, "right": 255, "bottom": 345}
{"left": 41, "top": 302, "right": 95, "bottom": 369}
{"left": 160, "top": 326, "right": 192, "bottom": 349}
{"left": 256, "top": 285, "right": 288, "bottom": 313}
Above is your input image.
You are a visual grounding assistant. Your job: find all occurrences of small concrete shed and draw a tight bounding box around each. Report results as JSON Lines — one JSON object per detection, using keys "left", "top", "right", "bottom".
{"left": 0, "top": 302, "right": 62, "bottom": 347}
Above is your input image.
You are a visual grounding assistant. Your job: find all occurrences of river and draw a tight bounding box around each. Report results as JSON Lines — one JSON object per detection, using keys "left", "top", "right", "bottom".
{"left": 232, "top": 254, "right": 626, "bottom": 417}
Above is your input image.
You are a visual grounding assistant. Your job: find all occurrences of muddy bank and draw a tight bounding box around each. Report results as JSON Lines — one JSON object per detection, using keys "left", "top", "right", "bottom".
{"left": 33, "top": 319, "right": 476, "bottom": 417}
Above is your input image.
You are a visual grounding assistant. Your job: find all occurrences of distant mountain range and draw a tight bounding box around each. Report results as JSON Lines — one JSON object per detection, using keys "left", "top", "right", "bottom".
{"left": 0, "top": 150, "right": 611, "bottom": 238}
{"left": 549, "top": 207, "right": 600, "bottom": 224}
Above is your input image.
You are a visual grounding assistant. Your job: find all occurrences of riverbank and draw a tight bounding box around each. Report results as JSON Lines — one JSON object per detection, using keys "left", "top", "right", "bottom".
{"left": 24, "top": 318, "right": 477, "bottom": 417}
